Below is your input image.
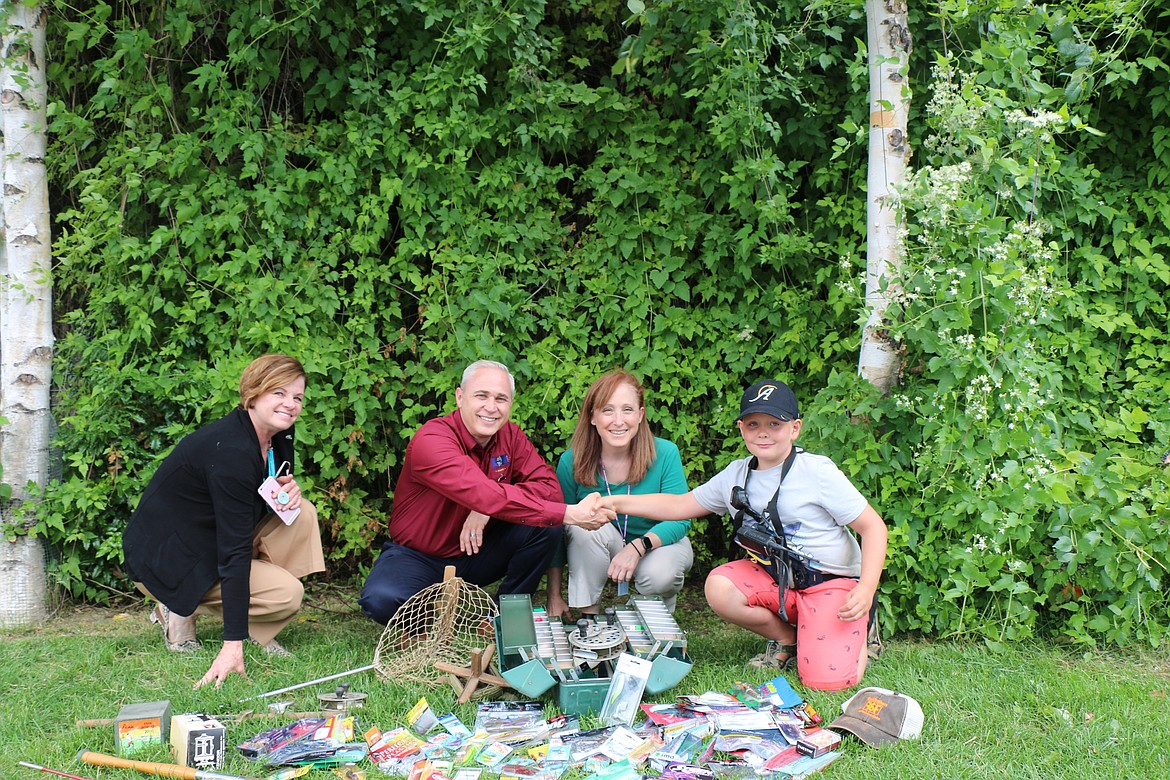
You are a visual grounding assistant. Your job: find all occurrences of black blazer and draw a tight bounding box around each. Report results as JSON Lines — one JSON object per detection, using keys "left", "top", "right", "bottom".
{"left": 123, "top": 407, "right": 295, "bottom": 641}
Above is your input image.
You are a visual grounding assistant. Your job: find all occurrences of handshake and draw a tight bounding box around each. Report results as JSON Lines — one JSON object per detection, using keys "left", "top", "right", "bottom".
{"left": 564, "top": 493, "right": 619, "bottom": 530}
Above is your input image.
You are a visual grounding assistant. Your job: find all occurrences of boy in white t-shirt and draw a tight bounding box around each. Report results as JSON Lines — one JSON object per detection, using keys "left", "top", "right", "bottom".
{"left": 601, "top": 378, "right": 888, "bottom": 690}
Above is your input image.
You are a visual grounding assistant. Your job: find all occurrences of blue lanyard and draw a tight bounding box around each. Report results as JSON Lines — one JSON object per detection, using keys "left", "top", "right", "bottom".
{"left": 267, "top": 447, "right": 276, "bottom": 478}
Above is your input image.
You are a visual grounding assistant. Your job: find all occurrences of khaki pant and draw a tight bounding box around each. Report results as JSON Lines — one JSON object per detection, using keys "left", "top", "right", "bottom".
{"left": 564, "top": 523, "right": 693, "bottom": 612}
{"left": 138, "top": 501, "right": 326, "bottom": 644}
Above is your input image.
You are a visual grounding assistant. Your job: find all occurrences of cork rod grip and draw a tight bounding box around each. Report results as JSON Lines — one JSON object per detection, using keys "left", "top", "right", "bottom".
{"left": 76, "top": 752, "right": 199, "bottom": 780}
{"left": 75, "top": 751, "right": 260, "bottom": 780}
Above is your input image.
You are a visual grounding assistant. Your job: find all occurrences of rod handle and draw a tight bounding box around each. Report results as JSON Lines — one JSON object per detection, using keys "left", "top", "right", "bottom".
{"left": 76, "top": 751, "right": 199, "bottom": 780}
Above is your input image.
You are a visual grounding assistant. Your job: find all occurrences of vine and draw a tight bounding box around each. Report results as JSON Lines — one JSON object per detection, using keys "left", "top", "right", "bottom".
{"left": 18, "top": 0, "right": 1170, "bottom": 645}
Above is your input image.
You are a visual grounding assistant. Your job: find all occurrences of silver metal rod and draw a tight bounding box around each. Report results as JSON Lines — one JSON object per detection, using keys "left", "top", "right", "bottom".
{"left": 239, "top": 663, "right": 375, "bottom": 702}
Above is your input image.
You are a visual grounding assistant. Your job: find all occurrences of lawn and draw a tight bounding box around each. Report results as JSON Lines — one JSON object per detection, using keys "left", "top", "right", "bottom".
{"left": 2, "top": 582, "right": 1168, "bottom": 779}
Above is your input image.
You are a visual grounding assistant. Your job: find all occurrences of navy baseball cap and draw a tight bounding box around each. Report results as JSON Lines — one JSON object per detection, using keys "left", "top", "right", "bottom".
{"left": 737, "top": 379, "right": 800, "bottom": 422}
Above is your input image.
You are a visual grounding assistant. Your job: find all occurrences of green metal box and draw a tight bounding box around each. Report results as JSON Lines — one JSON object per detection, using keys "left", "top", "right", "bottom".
{"left": 494, "top": 594, "right": 692, "bottom": 716}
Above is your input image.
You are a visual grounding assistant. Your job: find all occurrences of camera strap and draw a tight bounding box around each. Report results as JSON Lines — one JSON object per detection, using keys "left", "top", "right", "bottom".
{"left": 734, "top": 447, "right": 800, "bottom": 621}
{"left": 735, "top": 446, "right": 800, "bottom": 543}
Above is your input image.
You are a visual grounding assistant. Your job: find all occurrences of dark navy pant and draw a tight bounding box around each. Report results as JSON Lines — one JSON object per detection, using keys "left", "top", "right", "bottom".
{"left": 359, "top": 521, "right": 563, "bottom": 624}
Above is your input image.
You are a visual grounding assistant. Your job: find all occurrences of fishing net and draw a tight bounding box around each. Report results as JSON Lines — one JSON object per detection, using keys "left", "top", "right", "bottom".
{"left": 373, "top": 568, "right": 500, "bottom": 691}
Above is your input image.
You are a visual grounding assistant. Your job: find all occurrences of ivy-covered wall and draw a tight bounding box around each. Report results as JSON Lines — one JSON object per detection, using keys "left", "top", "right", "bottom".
{"left": 32, "top": 0, "right": 1170, "bottom": 646}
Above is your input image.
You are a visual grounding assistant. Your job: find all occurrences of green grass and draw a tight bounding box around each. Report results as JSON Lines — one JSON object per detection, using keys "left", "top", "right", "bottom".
{"left": 2, "top": 583, "right": 1168, "bottom": 779}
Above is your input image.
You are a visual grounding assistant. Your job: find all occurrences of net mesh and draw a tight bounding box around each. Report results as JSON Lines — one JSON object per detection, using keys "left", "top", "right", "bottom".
{"left": 373, "top": 572, "right": 500, "bottom": 690}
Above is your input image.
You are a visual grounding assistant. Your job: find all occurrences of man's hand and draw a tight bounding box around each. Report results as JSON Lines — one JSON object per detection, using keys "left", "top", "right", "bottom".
{"left": 195, "top": 640, "right": 246, "bottom": 689}
{"left": 564, "top": 492, "right": 615, "bottom": 530}
{"left": 460, "top": 511, "right": 490, "bottom": 555}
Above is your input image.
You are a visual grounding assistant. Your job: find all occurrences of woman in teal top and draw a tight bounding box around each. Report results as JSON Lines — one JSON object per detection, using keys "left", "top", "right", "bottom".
{"left": 546, "top": 369, "right": 693, "bottom": 617}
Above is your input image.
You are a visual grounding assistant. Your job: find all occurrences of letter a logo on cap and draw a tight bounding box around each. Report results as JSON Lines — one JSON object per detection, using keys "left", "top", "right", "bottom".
{"left": 749, "top": 385, "right": 777, "bottom": 403}
{"left": 737, "top": 379, "right": 800, "bottom": 422}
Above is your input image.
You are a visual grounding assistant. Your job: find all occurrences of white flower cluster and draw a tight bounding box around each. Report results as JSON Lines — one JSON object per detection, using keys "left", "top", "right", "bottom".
{"left": 836, "top": 255, "right": 861, "bottom": 298}
{"left": 1024, "top": 453, "right": 1055, "bottom": 483}
{"left": 945, "top": 266, "right": 967, "bottom": 298}
{"left": 923, "top": 62, "right": 982, "bottom": 156}
{"left": 1006, "top": 558, "right": 1029, "bottom": 574}
{"left": 892, "top": 393, "right": 922, "bottom": 410}
{"left": 964, "top": 532, "right": 1002, "bottom": 555}
{"left": 986, "top": 219, "right": 1058, "bottom": 322}
{"left": 916, "top": 162, "right": 974, "bottom": 231}
{"left": 964, "top": 373, "right": 1000, "bottom": 422}
{"left": 1005, "top": 108, "right": 1067, "bottom": 144}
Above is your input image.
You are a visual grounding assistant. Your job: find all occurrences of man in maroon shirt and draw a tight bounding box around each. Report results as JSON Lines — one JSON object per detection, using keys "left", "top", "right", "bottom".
{"left": 360, "top": 360, "right": 614, "bottom": 623}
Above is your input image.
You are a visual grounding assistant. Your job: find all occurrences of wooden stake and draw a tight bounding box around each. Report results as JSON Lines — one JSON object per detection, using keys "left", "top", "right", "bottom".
{"left": 434, "top": 643, "right": 510, "bottom": 703}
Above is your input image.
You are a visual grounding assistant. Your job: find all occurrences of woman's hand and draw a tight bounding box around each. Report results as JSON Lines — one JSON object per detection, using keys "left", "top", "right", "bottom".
{"left": 273, "top": 475, "right": 302, "bottom": 511}
{"left": 195, "top": 640, "right": 246, "bottom": 689}
{"left": 607, "top": 544, "right": 642, "bottom": 584}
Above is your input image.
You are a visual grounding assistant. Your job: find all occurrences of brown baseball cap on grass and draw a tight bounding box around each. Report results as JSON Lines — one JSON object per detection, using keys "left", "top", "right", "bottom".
{"left": 828, "top": 687, "right": 924, "bottom": 748}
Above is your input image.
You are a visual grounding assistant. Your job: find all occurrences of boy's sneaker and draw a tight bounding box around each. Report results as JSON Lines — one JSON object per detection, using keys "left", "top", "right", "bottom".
{"left": 748, "top": 640, "right": 796, "bottom": 670}
{"left": 867, "top": 613, "right": 884, "bottom": 660}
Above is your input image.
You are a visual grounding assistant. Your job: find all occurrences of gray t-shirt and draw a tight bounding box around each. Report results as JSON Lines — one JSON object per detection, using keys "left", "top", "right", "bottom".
{"left": 692, "top": 450, "right": 867, "bottom": 576}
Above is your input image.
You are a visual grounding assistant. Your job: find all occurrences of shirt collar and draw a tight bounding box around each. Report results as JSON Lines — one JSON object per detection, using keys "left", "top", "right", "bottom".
{"left": 448, "top": 409, "right": 496, "bottom": 452}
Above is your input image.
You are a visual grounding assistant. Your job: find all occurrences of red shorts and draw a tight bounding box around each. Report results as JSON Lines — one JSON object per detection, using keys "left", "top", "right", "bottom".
{"left": 710, "top": 558, "right": 868, "bottom": 691}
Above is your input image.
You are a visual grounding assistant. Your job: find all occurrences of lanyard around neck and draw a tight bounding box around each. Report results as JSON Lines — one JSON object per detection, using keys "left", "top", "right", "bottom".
{"left": 600, "top": 462, "right": 632, "bottom": 541}
{"left": 267, "top": 446, "right": 290, "bottom": 480}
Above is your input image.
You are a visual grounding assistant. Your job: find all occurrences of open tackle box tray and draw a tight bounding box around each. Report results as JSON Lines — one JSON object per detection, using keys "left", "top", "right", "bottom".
{"left": 493, "top": 593, "right": 693, "bottom": 715}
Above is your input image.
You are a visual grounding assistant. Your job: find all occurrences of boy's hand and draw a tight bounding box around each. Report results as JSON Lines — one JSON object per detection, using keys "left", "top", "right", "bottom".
{"left": 838, "top": 581, "right": 876, "bottom": 622}
{"left": 598, "top": 495, "right": 619, "bottom": 514}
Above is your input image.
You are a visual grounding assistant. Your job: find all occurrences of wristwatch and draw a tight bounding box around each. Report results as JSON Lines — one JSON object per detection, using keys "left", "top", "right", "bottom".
{"left": 637, "top": 536, "right": 653, "bottom": 556}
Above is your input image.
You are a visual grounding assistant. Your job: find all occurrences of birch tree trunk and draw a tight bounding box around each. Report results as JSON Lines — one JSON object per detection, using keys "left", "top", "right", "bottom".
{"left": 0, "top": 2, "right": 52, "bottom": 627}
{"left": 858, "top": 0, "right": 912, "bottom": 394}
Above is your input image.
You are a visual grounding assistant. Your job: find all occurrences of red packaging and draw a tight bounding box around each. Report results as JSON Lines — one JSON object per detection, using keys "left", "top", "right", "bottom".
{"left": 795, "top": 728, "right": 842, "bottom": 758}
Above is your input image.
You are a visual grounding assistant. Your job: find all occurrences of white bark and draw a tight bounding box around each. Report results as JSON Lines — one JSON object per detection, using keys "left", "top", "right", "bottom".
{"left": 0, "top": 2, "right": 52, "bottom": 626}
{"left": 858, "top": 0, "right": 912, "bottom": 395}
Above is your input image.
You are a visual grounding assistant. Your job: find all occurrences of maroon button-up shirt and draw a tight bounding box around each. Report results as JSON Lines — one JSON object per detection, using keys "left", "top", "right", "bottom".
{"left": 387, "top": 410, "right": 564, "bottom": 557}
